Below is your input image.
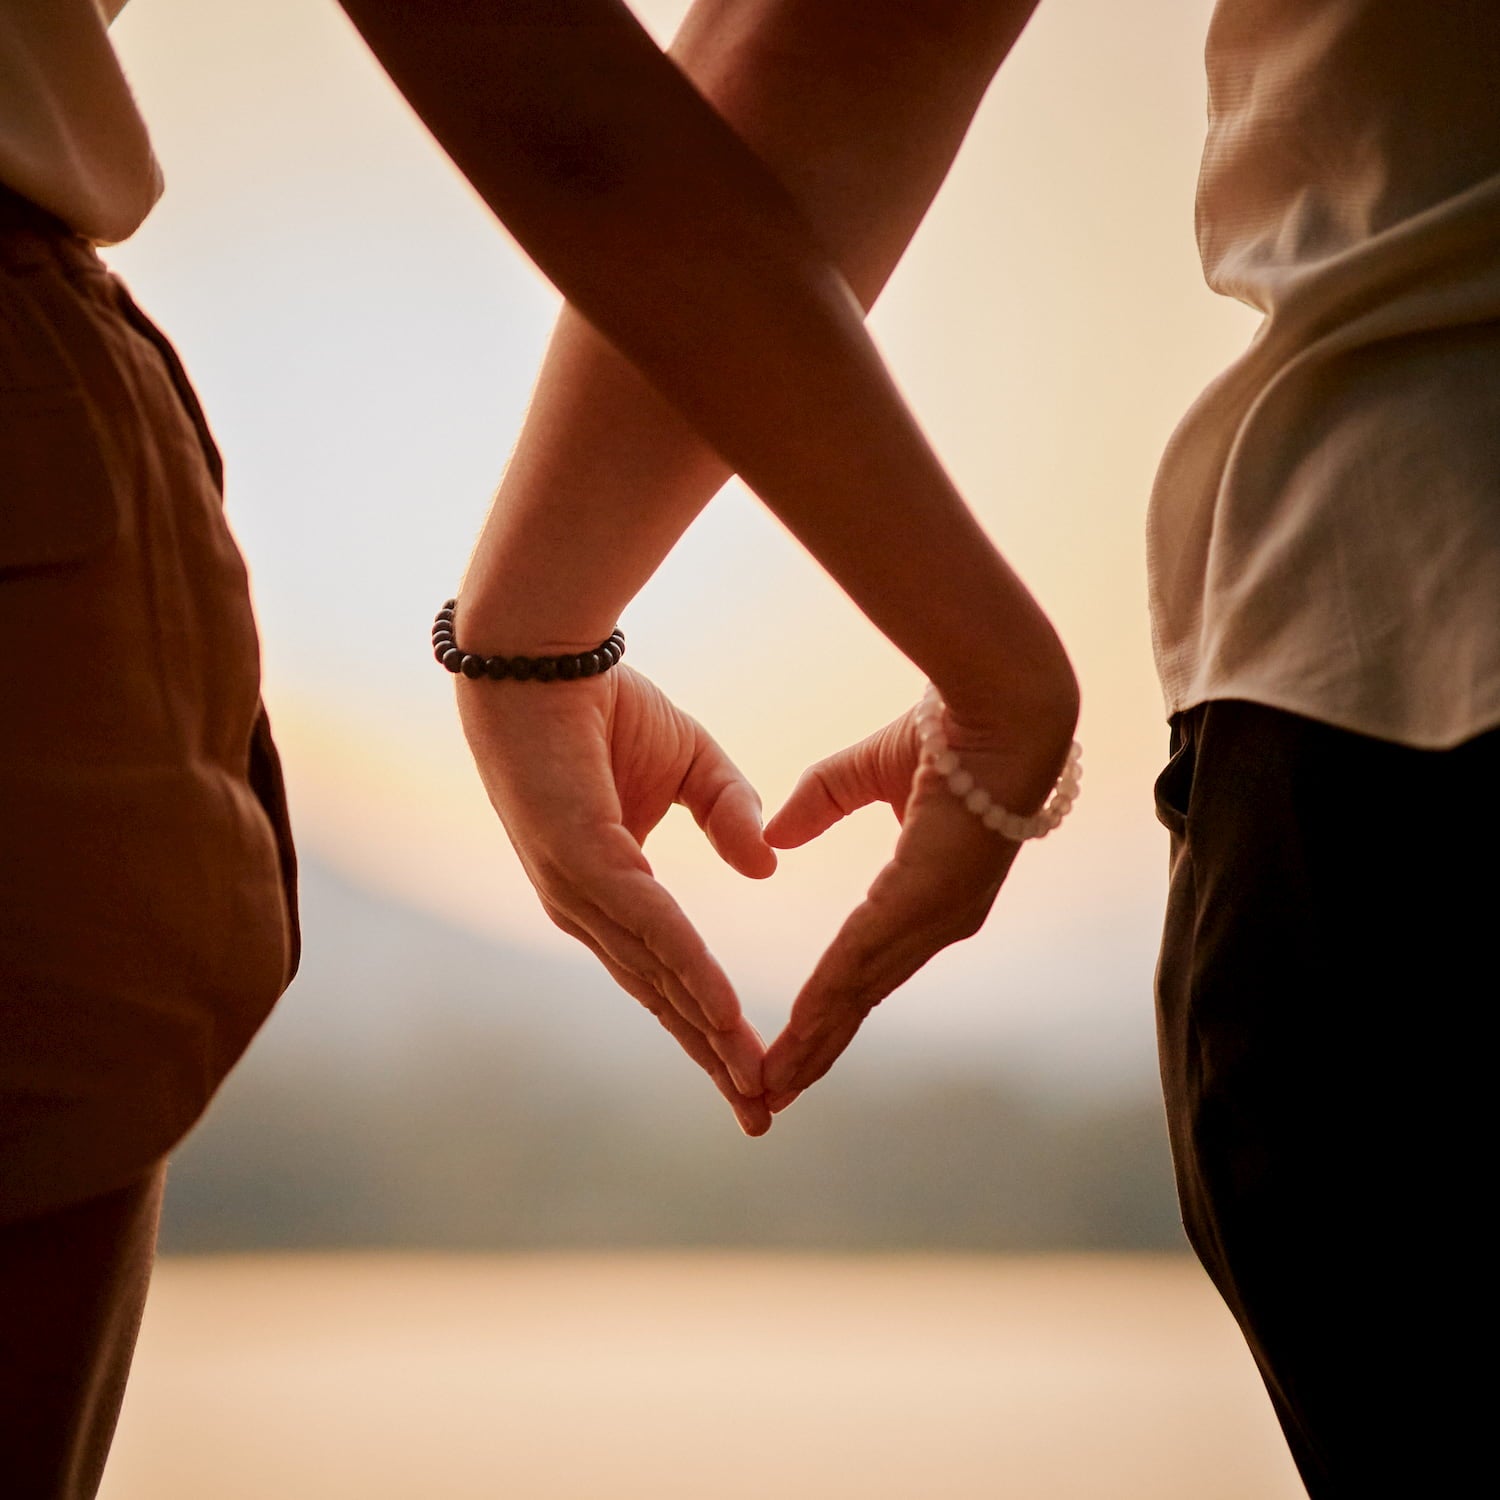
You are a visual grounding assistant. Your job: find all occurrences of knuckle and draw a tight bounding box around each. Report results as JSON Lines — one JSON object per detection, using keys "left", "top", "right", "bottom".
{"left": 807, "top": 763, "right": 858, "bottom": 817}
{"left": 637, "top": 989, "right": 669, "bottom": 1023}
{"left": 541, "top": 901, "right": 581, "bottom": 939}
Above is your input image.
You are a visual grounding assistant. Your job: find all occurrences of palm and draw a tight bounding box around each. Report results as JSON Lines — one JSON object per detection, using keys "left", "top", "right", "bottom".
{"left": 760, "top": 704, "right": 1065, "bottom": 1103}
{"left": 458, "top": 664, "right": 774, "bottom": 1134}
{"left": 607, "top": 670, "right": 705, "bottom": 846}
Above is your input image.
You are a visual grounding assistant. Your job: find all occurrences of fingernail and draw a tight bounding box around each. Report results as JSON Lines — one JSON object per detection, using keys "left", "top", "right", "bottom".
{"left": 720, "top": 1039, "right": 763, "bottom": 1099}
{"left": 765, "top": 1090, "right": 800, "bottom": 1113}
{"left": 727, "top": 1059, "right": 761, "bottom": 1098}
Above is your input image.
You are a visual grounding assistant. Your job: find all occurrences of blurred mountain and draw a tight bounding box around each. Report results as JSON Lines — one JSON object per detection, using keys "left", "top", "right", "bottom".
{"left": 160, "top": 855, "right": 1184, "bottom": 1253}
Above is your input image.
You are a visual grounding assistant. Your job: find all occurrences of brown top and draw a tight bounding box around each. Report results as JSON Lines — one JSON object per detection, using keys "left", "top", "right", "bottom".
{"left": 0, "top": 0, "right": 159, "bottom": 244}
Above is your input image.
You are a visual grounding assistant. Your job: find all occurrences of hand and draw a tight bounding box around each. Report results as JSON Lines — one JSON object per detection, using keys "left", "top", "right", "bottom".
{"left": 458, "top": 662, "right": 776, "bottom": 1135}
{"left": 761, "top": 691, "right": 1077, "bottom": 1108}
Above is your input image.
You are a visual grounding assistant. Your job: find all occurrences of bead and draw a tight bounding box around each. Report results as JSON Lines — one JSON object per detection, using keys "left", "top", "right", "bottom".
{"left": 430, "top": 607, "right": 624, "bottom": 687}
{"left": 917, "top": 682, "right": 1082, "bottom": 843}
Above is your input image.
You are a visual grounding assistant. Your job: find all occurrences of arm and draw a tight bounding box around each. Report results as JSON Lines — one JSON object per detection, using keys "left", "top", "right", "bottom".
{"left": 337, "top": 0, "right": 1064, "bottom": 722}
{"left": 462, "top": 0, "right": 1041, "bottom": 657}
{"left": 337, "top": 0, "right": 1075, "bottom": 1118}
{"left": 459, "top": 0, "right": 1065, "bottom": 1115}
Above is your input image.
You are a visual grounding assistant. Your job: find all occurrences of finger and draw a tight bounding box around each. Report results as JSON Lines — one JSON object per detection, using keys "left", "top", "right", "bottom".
{"left": 767, "top": 914, "right": 947, "bottom": 1095}
{"left": 651, "top": 1002, "right": 773, "bottom": 1138}
{"left": 548, "top": 906, "right": 768, "bottom": 1128}
{"left": 589, "top": 907, "right": 767, "bottom": 1098}
{"left": 763, "top": 832, "right": 1003, "bottom": 1096}
{"left": 764, "top": 717, "right": 914, "bottom": 850}
{"left": 762, "top": 766, "right": 858, "bottom": 851}
{"left": 561, "top": 863, "right": 766, "bottom": 1095}
{"left": 532, "top": 824, "right": 764, "bottom": 1090}
{"left": 678, "top": 727, "right": 777, "bottom": 879}
{"left": 765, "top": 1007, "right": 868, "bottom": 1097}
{"left": 580, "top": 847, "right": 744, "bottom": 1032}
{"left": 600, "top": 961, "right": 771, "bottom": 1138}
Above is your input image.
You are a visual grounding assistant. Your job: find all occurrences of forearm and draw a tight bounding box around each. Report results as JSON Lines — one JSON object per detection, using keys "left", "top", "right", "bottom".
{"left": 463, "top": 0, "right": 1040, "bottom": 656}
{"left": 339, "top": 0, "right": 1071, "bottom": 731}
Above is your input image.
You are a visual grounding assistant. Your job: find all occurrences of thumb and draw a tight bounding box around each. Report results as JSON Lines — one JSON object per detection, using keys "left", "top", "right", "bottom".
{"left": 764, "top": 717, "right": 913, "bottom": 850}
{"left": 679, "top": 727, "right": 778, "bottom": 879}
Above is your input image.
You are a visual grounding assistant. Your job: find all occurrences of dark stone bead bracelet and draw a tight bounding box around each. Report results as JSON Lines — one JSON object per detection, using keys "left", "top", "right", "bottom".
{"left": 432, "top": 598, "right": 624, "bottom": 682}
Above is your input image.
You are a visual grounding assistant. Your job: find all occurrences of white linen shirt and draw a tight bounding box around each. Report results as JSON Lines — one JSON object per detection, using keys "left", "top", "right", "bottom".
{"left": 1147, "top": 0, "right": 1500, "bottom": 748}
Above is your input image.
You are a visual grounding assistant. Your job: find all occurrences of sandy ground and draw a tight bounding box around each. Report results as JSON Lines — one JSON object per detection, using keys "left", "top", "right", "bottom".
{"left": 101, "top": 1253, "right": 1305, "bottom": 1500}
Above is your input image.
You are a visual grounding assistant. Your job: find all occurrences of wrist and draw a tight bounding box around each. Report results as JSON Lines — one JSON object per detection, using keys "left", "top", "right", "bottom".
{"left": 434, "top": 599, "right": 625, "bottom": 683}
{"left": 454, "top": 574, "right": 624, "bottom": 660}
{"left": 933, "top": 612, "right": 1079, "bottom": 752}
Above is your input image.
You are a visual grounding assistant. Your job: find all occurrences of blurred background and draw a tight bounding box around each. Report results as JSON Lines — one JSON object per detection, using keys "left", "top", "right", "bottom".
{"left": 96, "top": 1, "right": 1298, "bottom": 1496}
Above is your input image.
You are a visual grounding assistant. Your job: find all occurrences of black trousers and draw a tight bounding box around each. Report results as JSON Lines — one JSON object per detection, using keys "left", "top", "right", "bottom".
{"left": 1154, "top": 699, "right": 1494, "bottom": 1496}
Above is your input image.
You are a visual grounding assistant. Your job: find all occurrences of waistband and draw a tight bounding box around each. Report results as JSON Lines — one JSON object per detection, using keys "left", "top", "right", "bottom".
{"left": 0, "top": 179, "right": 107, "bottom": 279}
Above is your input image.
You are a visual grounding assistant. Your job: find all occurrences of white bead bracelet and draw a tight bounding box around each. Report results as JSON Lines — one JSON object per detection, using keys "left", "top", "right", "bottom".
{"left": 915, "top": 683, "right": 1081, "bottom": 841}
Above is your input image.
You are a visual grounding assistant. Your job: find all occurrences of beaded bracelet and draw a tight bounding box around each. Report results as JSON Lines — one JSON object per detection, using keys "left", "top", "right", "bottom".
{"left": 432, "top": 599, "right": 625, "bottom": 682}
{"left": 915, "top": 683, "right": 1081, "bottom": 840}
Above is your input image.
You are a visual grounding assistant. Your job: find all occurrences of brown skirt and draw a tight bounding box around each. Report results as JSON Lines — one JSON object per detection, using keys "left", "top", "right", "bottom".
{"left": 0, "top": 187, "right": 297, "bottom": 1224}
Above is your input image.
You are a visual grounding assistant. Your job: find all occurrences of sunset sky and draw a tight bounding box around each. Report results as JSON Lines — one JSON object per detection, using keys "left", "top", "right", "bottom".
{"left": 105, "top": 0, "right": 1259, "bottom": 1084}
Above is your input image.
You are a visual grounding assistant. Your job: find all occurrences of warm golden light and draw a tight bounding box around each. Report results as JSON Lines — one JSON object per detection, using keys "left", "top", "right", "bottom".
{"left": 107, "top": 0, "right": 1257, "bottom": 1072}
